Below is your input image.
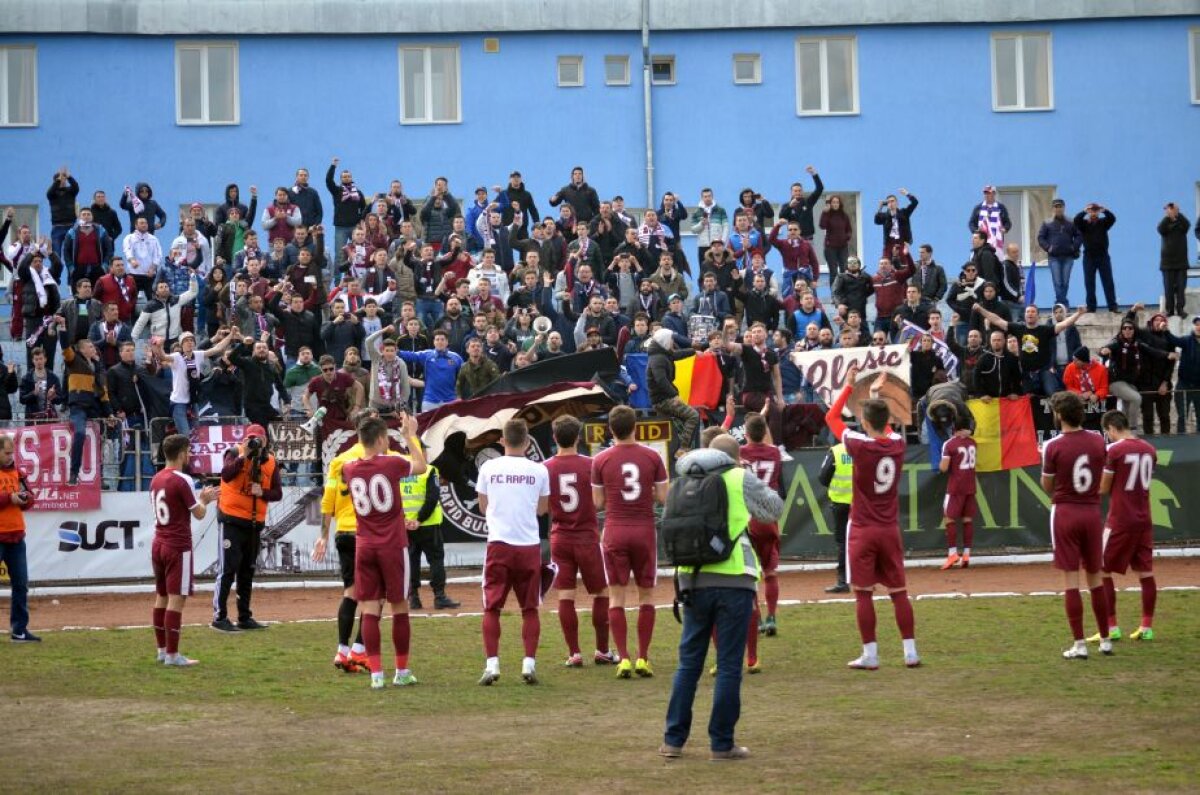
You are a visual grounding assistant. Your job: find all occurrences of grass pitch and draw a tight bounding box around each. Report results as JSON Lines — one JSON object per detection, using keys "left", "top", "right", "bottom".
{"left": 1, "top": 592, "right": 1197, "bottom": 794}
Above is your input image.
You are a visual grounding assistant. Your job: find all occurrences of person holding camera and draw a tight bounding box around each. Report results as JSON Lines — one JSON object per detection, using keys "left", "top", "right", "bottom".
{"left": 212, "top": 424, "right": 281, "bottom": 632}
{"left": 0, "top": 435, "right": 38, "bottom": 642}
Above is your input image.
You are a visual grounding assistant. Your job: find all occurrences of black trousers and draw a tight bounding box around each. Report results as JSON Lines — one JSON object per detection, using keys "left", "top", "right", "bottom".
{"left": 408, "top": 523, "right": 447, "bottom": 596}
{"left": 1162, "top": 270, "right": 1188, "bottom": 317}
{"left": 830, "top": 503, "right": 850, "bottom": 585}
{"left": 1141, "top": 391, "right": 1172, "bottom": 436}
{"left": 213, "top": 520, "right": 262, "bottom": 622}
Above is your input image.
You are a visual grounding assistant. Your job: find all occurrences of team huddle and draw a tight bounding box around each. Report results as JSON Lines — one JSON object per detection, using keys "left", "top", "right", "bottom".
{"left": 145, "top": 378, "right": 1160, "bottom": 677}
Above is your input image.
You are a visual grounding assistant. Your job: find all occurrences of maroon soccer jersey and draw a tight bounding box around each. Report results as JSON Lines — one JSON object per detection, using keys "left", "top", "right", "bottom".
{"left": 1104, "top": 437, "right": 1157, "bottom": 529}
{"left": 740, "top": 442, "right": 782, "bottom": 492}
{"left": 342, "top": 455, "right": 412, "bottom": 549}
{"left": 150, "top": 469, "right": 200, "bottom": 552}
{"left": 545, "top": 454, "right": 599, "bottom": 539}
{"left": 842, "top": 429, "right": 906, "bottom": 529}
{"left": 942, "top": 436, "right": 978, "bottom": 496}
{"left": 592, "top": 443, "right": 667, "bottom": 529}
{"left": 1041, "top": 430, "right": 1106, "bottom": 505}
{"left": 307, "top": 371, "right": 357, "bottom": 420}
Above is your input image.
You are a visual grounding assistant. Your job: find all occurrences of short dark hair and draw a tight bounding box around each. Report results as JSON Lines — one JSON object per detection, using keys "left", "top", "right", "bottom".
{"left": 432, "top": 329, "right": 448, "bottom": 340}
{"left": 1101, "top": 409, "right": 1130, "bottom": 432}
{"left": 318, "top": 354, "right": 335, "bottom": 367}
{"left": 608, "top": 405, "right": 636, "bottom": 440}
{"left": 503, "top": 418, "right": 529, "bottom": 448}
{"left": 357, "top": 416, "right": 388, "bottom": 447}
{"left": 744, "top": 413, "right": 768, "bottom": 443}
{"left": 552, "top": 415, "right": 583, "bottom": 448}
{"left": 1051, "top": 391, "right": 1085, "bottom": 427}
{"left": 860, "top": 398, "right": 891, "bottom": 434}
{"left": 700, "top": 426, "right": 728, "bottom": 448}
{"left": 162, "top": 433, "right": 191, "bottom": 462}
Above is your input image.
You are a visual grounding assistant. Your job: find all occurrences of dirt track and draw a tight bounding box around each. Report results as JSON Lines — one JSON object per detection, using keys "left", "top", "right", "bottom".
{"left": 25, "top": 556, "right": 1200, "bottom": 630}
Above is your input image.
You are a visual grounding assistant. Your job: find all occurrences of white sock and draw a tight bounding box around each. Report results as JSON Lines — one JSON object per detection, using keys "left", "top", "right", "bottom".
{"left": 902, "top": 638, "right": 918, "bottom": 657}
{"left": 351, "top": 642, "right": 365, "bottom": 655}
{"left": 486, "top": 656, "right": 500, "bottom": 673}
{"left": 963, "top": 547, "right": 971, "bottom": 556}
{"left": 522, "top": 656, "right": 536, "bottom": 672}
{"left": 371, "top": 670, "right": 385, "bottom": 681}
{"left": 396, "top": 668, "right": 410, "bottom": 677}
{"left": 1074, "top": 639, "right": 1087, "bottom": 650}
{"left": 947, "top": 548, "right": 957, "bottom": 557}
{"left": 337, "top": 644, "right": 350, "bottom": 657}
{"left": 157, "top": 647, "right": 166, "bottom": 655}
{"left": 863, "top": 642, "right": 878, "bottom": 659}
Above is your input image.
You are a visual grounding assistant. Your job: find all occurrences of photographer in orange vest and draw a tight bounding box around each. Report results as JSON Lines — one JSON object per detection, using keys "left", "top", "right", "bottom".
{"left": 0, "top": 435, "right": 38, "bottom": 642}
{"left": 211, "top": 424, "right": 281, "bottom": 632}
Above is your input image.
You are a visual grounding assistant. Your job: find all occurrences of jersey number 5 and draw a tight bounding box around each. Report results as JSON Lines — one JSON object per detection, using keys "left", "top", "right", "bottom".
{"left": 558, "top": 473, "right": 579, "bottom": 512}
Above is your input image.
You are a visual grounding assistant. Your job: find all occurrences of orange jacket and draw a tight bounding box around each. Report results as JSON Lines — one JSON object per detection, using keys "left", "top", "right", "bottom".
{"left": 217, "top": 446, "right": 280, "bottom": 525}
{"left": 0, "top": 464, "right": 33, "bottom": 543}
{"left": 1063, "top": 360, "right": 1109, "bottom": 400}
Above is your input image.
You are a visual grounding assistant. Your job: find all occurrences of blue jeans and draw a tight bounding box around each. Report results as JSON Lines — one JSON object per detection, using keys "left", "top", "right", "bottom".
{"left": 1175, "top": 384, "right": 1200, "bottom": 433}
{"left": 0, "top": 539, "right": 29, "bottom": 635}
{"left": 68, "top": 407, "right": 90, "bottom": 479}
{"left": 663, "top": 586, "right": 755, "bottom": 752}
{"left": 1082, "top": 251, "right": 1117, "bottom": 312}
{"left": 119, "top": 418, "right": 155, "bottom": 491}
{"left": 193, "top": 279, "right": 207, "bottom": 335}
{"left": 417, "top": 298, "right": 443, "bottom": 331}
{"left": 1022, "top": 367, "right": 1059, "bottom": 398}
{"left": 171, "top": 402, "right": 192, "bottom": 437}
{"left": 1048, "top": 256, "right": 1074, "bottom": 307}
{"left": 51, "top": 225, "right": 70, "bottom": 261}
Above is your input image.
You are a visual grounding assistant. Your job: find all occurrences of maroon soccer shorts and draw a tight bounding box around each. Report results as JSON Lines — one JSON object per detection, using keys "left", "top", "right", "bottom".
{"left": 602, "top": 529, "right": 658, "bottom": 589}
{"left": 1051, "top": 503, "right": 1104, "bottom": 573}
{"left": 1102, "top": 523, "right": 1154, "bottom": 575}
{"left": 551, "top": 537, "right": 608, "bottom": 594}
{"left": 846, "top": 522, "right": 907, "bottom": 590}
{"left": 748, "top": 519, "right": 780, "bottom": 573}
{"left": 482, "top": 541, "right": 543, "bottom": 611}
{"left": 355, "top": 544, "right": 410, "bottom": 603}
{"left": 942, "top": 493, "right": 977, "bottom": 521}
{"left": 152, "top": 542, "right": 194, "bottom": 597}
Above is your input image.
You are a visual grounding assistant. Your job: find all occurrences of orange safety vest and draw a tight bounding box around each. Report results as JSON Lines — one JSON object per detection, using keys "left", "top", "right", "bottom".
{"left": 0, "top": 466, "right": 28, "bottom": 541}
{"left": 217, "top": 447, "right": 277, "bottom": 525}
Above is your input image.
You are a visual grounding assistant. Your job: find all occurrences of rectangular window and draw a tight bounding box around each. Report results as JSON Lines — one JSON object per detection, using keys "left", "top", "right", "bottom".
{"left": 0, "top": 46, "right": 37, "bottom": 126}
{"left": 996, "top": 186, "right": 1055, "bottom": 266}
{"left": 733, "top": 53, "right": 761, "bottom": 85}
{"left": 400, "top": 45, "right": 461, "bottom": 124}
{"left": 809, "top": 192, "right": 861, "bottom": 264}
{"left": 1191, "top": 28, "right": 1200, "bottom": 104}
{"left": 794, "top": 37, "right": 858, "bottom": 115}
{"left": 605, "top": 55, "right": 630, "bottom": 86}
{"left": 651, "top": 55, "right": 675, "bottom": 85}
{"left": 557, "top": 56, "right": 584, "bottom": 87}
{"left": 991, "top": 33, "right": 1053, "bottom": 111}
{"left": 175, "top": 42, "right": 238, "bottom": 125}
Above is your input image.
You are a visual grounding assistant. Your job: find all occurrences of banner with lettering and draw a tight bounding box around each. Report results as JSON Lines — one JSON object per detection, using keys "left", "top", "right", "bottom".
{"left": 11, "top": 422, "right": 102, "bottom": 511}
{"left": 789, "top": 344, "right": 912, "bottom": 426}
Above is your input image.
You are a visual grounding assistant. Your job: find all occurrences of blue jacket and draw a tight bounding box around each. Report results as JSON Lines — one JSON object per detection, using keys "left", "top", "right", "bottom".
{"left": 1037, "top": 217, "right": 1082, "bottom": 259}
{"left": 464, "top": 200, "right": 489, "bottom": 246}
{"left": 662, "top": 311, "right": 692, "bottom": 350}
{"left": 1165, "top": 330, "right": 1200, "bottom": 387}
{"left": 398, "top": 348, "right": 463, "bottom": 404}
{"left": 689, "top": 290, "right": 731, "bottom": 322}
{"left": 63, "top": 222, "right": 114, "bottom": 272}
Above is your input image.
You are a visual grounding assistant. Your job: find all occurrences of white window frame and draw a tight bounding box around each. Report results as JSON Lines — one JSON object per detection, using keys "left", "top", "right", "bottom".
{"left": 398, "top": 44, "right": 462, "bottom": 125}
{"left": 604, "top": 55, "right": 630, "bottom": 86}
{"left": 651, "top": 55, "right": 676, "bottom": 86}
{"left": 996, "top": 185, "right": 1056, "bottom": 266}
{"left": 1190, "top": 28, "right": 1200, "bottom": 105}
{"left": 794, "top": 36, "right": 859, "bottom": 116}
{"left": 174, "top": 41, "right": 239, "bottom": 126}
{"left": 557, "top": 55, "right": 584, "bottom": 88}
{"left": 0, "top": 46, "right": 37, "bottom": 127}
{"left": 733, "top": 53, "right": 762, "bottom": 85}
{"left": 990, "top": 32, "right": 1054, "bottom": 112}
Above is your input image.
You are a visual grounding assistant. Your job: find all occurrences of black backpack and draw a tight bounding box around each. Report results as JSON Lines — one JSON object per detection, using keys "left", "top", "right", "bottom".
{"left": 660, "top": 462, "right": 734, "bottom": 568}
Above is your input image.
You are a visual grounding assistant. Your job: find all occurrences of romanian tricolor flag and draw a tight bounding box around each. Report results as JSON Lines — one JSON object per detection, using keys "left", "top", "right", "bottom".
{"left": 966, "top": 396, "right": 1041, "bottom": 472}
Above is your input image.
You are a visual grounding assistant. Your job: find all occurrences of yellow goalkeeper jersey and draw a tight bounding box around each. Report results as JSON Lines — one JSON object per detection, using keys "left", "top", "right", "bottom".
{"left": 322, "top": 443, "right": 408, "bottom": 533}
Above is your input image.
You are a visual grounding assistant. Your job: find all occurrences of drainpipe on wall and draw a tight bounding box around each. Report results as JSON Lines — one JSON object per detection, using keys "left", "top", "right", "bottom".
{"left": 641, "top": 0, "right": 654, "bottom": 208}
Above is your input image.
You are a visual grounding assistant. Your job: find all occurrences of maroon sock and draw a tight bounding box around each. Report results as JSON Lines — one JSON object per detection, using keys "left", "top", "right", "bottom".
{"left": 889, "top": 590, "right": 915, "bottom": 640}
{"left": 746, "top": 603, "right": 760, "bottom": 663}
{"left": 944, "top": 518, "right": 957, "bottom": 550}
{"left": 636, "top": 604, "right": 655, "bottom": 661}
{"left": 152, "top": 607, "right": 166, "bottom": 649}
{"left": 592, "top": 596, "right": 610, "bottom": 653}
{"left": 1089, "top": 586, "right": 1109, "bottom": 639}
{"left": 521, "top": 608, "right": 540, "bottom": 658}
{"left": 558, "top": 599, "right": 580, "bottom": 655}
{"left": 608, "top": 607, "right": 629, "bottom": 660}
{"left": 854, "top": 590, "right": 877, "bottom": 644}
{"left": 962, "top": 521, "right": 974, "bottom": 550}
{"left": 1102, "top": 576, "right": 1117, "bottom": 628}
{"left": 362, "top": 613, "right": 382, "bottom": 673}
{"left": 392, "top": 613, "right": 410, "bottom": 670}
{"left": 164, "top": 609, "right": 182, "bottom": 655}
{"left": 765, "top": 576, "right": 779, "bottom": 618}
{"left": 1139, "top": 576, "right": 1157, "bottom": 628}
{"left": 482, "top": 609, "right": 502, "bottom": 658}
{"left": 1064, "top": 588, "right": 1084, "bottom": 640}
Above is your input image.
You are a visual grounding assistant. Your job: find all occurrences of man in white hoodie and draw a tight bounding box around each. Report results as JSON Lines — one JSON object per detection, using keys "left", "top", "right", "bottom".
{"left": 122, "top": 216, "right": 163, "bottom": 301}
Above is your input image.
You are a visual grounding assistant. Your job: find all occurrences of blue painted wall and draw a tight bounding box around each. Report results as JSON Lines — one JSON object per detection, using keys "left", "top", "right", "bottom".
{"left": 1, "top": 17, "right": 1198, "bottom": 304}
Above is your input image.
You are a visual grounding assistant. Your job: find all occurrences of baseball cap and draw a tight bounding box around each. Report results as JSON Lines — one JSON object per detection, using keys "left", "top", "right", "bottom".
{"left": 245, "top": 424, "right": 267, "bottom": 440}
{"left": 1193, "top": 315, "right": 1200, "bottom": 324}
{"left": 1085, "top": 202, "right": 1100, "bottom": 211}
{"left": 982, "top": 185, "right": 996, "bottom": 193}
{"left": 586, "top": 326, "right": 600, "bottom": 336}
{"left": 189, "top": 202, "right": 204, "bottom": 211}
{"left": 510, "top": 170, "right": 522, "bottom": 178}
{"left": 1073, "top": 346, "right": 1090, "bottom": 362}
{"left": 475, "top": 186, "right": 487, "bottom": 195}
{"left": 667, "top": 293, "right": 683, "bottom": 303}
{"left": 1052, "top": 198, "right": 1065, "bottom": 207}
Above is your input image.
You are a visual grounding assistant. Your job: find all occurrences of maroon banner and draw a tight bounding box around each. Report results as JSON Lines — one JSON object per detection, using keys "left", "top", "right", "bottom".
{"left": 11, "top": 422, "right": 102, "bottom": 510}
{"left": 319, "top": 415, "right": 407, "bottom": 467}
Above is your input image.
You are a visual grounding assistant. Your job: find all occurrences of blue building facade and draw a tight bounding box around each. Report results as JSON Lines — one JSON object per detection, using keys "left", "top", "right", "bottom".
{"left": 1, "top": 5, "right": 1198, "bottom": 304}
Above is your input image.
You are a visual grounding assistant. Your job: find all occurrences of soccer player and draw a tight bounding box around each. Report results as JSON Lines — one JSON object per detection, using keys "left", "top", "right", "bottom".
{"left": 150, "top": 434, "right": 218, "bottom": 667}
{"left": 1094, "top": 410, "right": 1158, "bottom": 642}
{"left": 938, "top": 414, "right": 977, "bottom": 570}
{"left": 545, "top": 416, "right": 616, "bottom": 668}
{"left": 476, "top": 419, "right": 551, "bottom": 686}
{"left": 824, "top": 367, "right": 920, "bottom": 670}
{"left": 1040, "top": 391, "right": 1111, "bottom": 660}
{"left": 312, "top": 407, "right": 379, "bottom": 674}
{"left": 593, "top": 405, "right": 669, "bottom": 679}
{"left": 341, "top": 413, "right": 427, "bottom": 689}
{"left": 740, "top": 412, "right": 783, "bottom": 661}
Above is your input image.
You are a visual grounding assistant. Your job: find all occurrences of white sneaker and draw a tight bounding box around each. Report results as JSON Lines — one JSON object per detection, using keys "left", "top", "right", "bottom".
{"left": 156, "top": 649, "right": 166, "bottom": 663}
{"left": 777, "top": 445, "right": 794, "bottom": 463}
{"left": 163, "top": 653, "right": 199, "bottom": 667}
{"left": 846, "top": 654, "right": 879, "bottom": 671}
{"left": 1062, "top": 644, "right": 1088, "bottom": 661}
{"left": 904, "top": 654, "right": 921, "bottom": 668}
{"left": 370, "top": 672, "right": 386, "bottom": 690}
{"left": 522, "top": 659, "right": 538, "bottom": 685}
{"left": 1099, "top": 639, "right": 1114, "bottom": 656}
{"left": 479, "top": 669, "right": 500, "bottom": 686}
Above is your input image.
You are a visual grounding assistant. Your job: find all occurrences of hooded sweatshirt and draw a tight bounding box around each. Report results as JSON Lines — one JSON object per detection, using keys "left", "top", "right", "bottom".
{"left": 216, "top": 183, "right": 257, "bottom": 227}
{"left": 119, "top": 182, "right": 167, "bottom": 232}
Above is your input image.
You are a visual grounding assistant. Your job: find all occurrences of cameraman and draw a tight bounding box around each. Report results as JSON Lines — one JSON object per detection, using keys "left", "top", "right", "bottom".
{"left": 212, "top": 424, "right": 281, "bottom": 632}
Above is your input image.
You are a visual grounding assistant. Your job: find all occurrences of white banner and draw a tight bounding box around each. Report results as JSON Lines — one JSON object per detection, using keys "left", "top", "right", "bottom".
{"left": 789, "top": 343, "right": 912, "bottom": 424}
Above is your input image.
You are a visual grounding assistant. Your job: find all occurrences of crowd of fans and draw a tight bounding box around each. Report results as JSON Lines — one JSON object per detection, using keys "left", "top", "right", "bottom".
{"left": 2, "top": 163, "right": 1199, "bottom": 484}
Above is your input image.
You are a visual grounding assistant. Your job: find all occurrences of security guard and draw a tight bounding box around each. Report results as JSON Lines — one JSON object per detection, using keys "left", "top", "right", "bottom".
{"left": 660, "top": 433, "right": 784, "bottom": 762}
{"left": 212, "top": 424, "right": 281, "bottom": 632}
{"left": 403, "top": 464, "right": 461, "bottom": 610}
{"left": 818, "top": 439, "right": 853, "bottom": 593}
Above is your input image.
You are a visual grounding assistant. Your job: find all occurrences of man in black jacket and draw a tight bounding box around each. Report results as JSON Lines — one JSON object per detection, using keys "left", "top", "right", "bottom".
{"left": 325, "top": 157, "right": 367, "bottom": 256}
{"left": 499, "top": 171, "right": 540, "bottom": 234}
{"left": 549, "top": 167, "right": 600, "bottom": 223}
{"left": 974, "top": 330, "right": 1023, "bottom": 399}
{"left": 291, "top": 167, "right": 324, "bottom": 227}
{"left": 1074, "top": 203, "right": 1118, "bottom": 314}
{"left": 47, "top": 167, "right": 80, "bottom": 259}
{"left": 969, "top": 232, "right": 1003, "bottom": 288}
{"left": 269, "top": 291, "right": 322, "bottom": 365}
{"left": 776, "top": 166, "right": 824, "bottom": 239}
{"left": 107, "top": 340, "right": 158, "bottom": 490}
{"left": 646, "top": 328, "right": 699, "bottom": 453}
{"left": 873, "top": 189, "right": 918, "bottom": 259}
{"left": 56, "top": 278, "right": 103, "bottom": 349}
{"left": 19, "top": 251, "right": 63, "bottom": 369}
{"left": 230, "top": 338, "right": 290, "bottom": 436}
{"left": 89, "top": 190, "right": 123, "bottom": 241}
